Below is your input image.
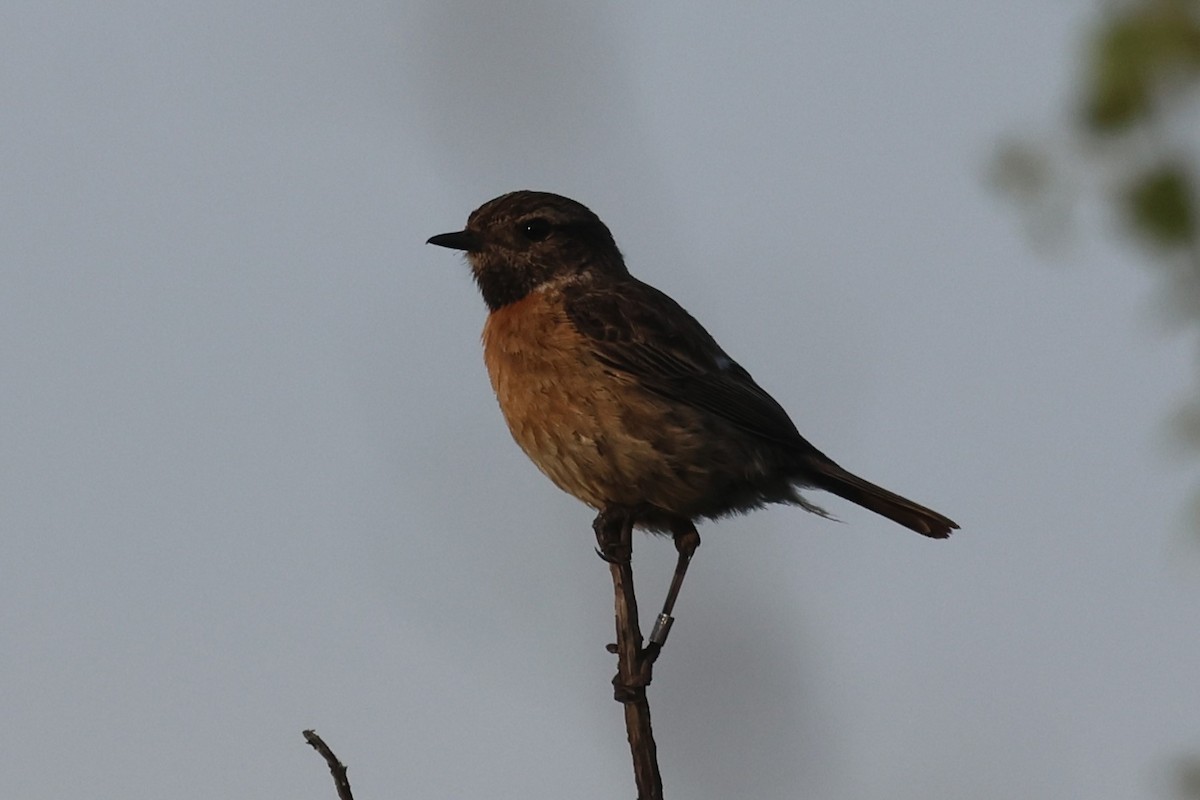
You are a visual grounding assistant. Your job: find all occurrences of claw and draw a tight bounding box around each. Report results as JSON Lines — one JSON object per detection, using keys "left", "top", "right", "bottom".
{"left": 593, "top": 508, "right": 634, "bottom": 564}
{"left": 594, "top": 545, "right": 630, "bottom": 565}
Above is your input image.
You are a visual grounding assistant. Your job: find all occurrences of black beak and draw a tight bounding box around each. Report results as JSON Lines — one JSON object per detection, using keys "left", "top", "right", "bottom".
{"left": 426, "top": 230, "right": 482, "bottom": 253}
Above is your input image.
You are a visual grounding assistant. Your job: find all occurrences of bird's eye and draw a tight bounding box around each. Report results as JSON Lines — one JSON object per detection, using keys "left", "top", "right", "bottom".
{"left": 520, "top": 218, "right": 552, "bottom": 242}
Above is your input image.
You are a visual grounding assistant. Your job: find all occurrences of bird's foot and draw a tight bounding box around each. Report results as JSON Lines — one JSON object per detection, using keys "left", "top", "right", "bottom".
{"left": 592, "top": 507, "right": 634, "bottom": 565}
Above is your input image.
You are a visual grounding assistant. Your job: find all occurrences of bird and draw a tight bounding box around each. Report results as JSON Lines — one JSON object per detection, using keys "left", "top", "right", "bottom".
{"left": 427, "top": 191, "right": 957, "bottom": 642}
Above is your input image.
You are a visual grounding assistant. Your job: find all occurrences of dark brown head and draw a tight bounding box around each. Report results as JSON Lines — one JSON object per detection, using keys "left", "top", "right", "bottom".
{"left": 427, "top": 191, "right": 628, "bottom": 310}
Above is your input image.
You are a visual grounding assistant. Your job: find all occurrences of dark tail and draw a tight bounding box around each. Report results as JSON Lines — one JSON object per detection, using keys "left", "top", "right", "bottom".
{"left": 807, "top": 461, "right": 958, "bottom": 539}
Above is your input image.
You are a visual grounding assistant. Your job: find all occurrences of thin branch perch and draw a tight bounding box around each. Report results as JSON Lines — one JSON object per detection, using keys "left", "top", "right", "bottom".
{"left": 594, "top": 509, "right": 664, "bottom": 800}
{"left": 302, "top": 511, "right": 677, "bottom": 800}
{"left": 303, "top": 729, "right": 355, "bottom": 800}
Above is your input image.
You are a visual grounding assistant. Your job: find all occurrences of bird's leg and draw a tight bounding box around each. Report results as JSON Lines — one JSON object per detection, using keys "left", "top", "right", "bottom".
{"left": 593, "top": 507, "right": 657, "bottom": 695}
{"left": 644, "top": 521, "right": 700, "bottom": 660}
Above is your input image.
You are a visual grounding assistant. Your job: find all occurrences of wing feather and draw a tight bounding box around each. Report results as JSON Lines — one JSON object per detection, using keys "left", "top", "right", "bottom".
{"left": 563, "top": 278, "right": 821, "bottom": 453}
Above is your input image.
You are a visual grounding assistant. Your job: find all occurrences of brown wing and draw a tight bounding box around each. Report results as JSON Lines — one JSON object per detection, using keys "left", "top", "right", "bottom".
{"left": 563, "top": 277, "right": 959, "bottom": 538}
{"left": 563, "top": 277, "right": 825, "bottom": 455}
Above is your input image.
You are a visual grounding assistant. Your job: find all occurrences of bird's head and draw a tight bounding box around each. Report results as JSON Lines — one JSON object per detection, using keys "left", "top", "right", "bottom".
{"left": 427, "top": 191, "right": 627, "bottom": 310}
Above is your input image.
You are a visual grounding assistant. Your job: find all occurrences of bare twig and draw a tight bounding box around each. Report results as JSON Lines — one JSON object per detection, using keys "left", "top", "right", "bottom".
{"left": 303, "top": 729, "right": 355, "bottom": 800}
{"left": 301, "top": 514, "right": 673, "bottom": 800}
{"left": 594, "top": 509, "right": 663, "bottom": 800}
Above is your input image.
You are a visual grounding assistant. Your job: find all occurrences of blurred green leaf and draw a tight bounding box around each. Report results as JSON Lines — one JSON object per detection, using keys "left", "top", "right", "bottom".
{"left": 994, "top": 0, "right": 1200, "bottom": 538}
{"left": 1122, "top": 164, "right": 1196, "bottom": 248}
{"left": 988, "top": 138, "right": 1075, "bottom": 251}
{"left": 1082, "top": 1, "right": 1200, "bottom": 133}
{"left": 1084, "top": 16, "right": 1154, "bottom": 130}
{"left": 990, "top": 139, "right": 1051, "bottom": 197}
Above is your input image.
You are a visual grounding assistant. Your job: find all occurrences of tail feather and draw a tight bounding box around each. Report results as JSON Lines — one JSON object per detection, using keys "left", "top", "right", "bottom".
{"left": 807, "top": 461, "right": 958, "bottom": 539}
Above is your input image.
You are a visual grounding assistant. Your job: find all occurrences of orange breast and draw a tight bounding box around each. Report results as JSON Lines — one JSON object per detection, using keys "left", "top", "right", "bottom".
{"left": 481, "top": 289, "right": 648, "bottom": 510}
{"left": 480, "top": 287, "right": 735, "bottom": 520}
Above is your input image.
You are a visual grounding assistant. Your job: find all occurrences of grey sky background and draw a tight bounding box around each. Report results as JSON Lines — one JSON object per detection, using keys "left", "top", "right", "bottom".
{"left": 4, "top": 2, "right": 1200, "bottom": 798}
